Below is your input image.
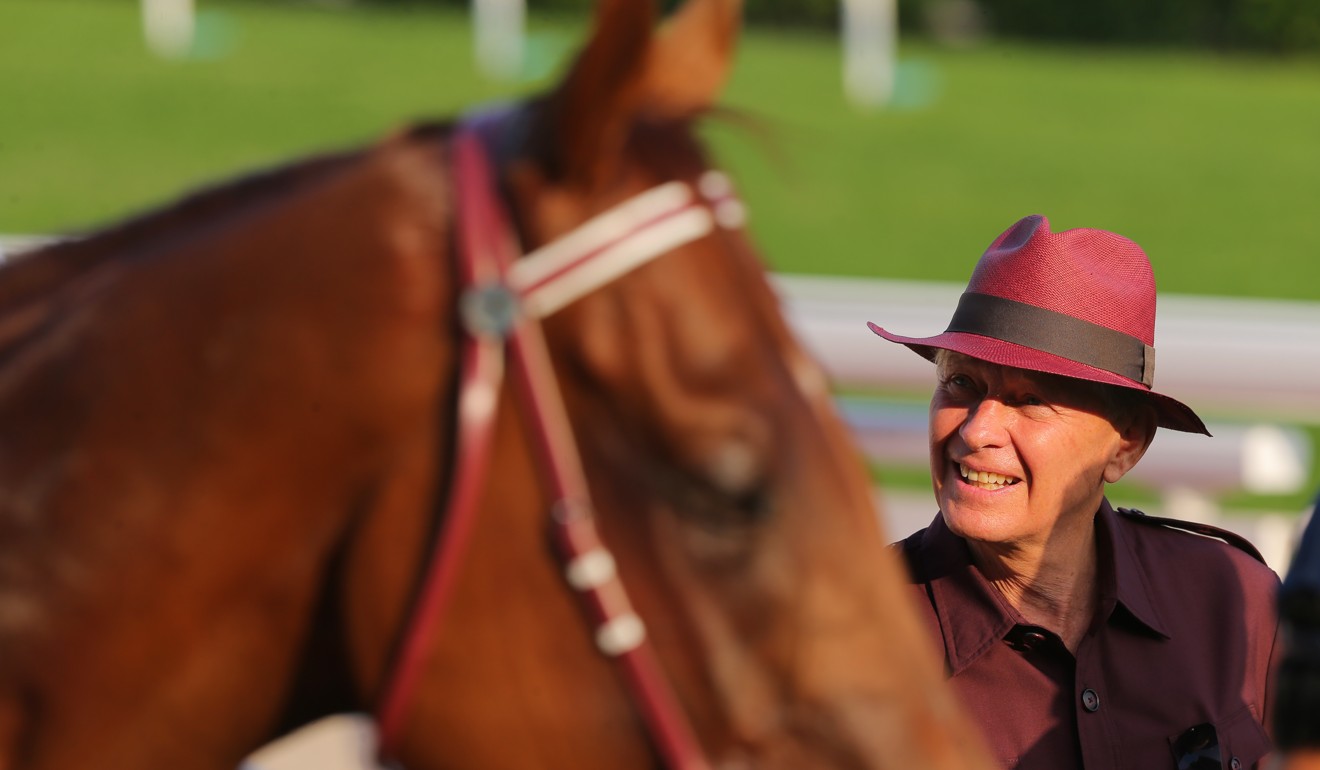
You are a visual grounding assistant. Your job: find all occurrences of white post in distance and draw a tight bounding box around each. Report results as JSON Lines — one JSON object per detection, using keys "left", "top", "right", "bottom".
{"left": 472, "top": 0, "right": 525, "bottom": 81}
{"left": 142, "top": 0, "right": 196, "bottom": 59}
{"left": 841, "top": 0, "right": 897, "bottom": 108}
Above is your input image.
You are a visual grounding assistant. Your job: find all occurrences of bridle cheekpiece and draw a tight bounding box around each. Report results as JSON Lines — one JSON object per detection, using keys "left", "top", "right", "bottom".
{"left": 373, "top": 115, "right": 743, "bottom": 770}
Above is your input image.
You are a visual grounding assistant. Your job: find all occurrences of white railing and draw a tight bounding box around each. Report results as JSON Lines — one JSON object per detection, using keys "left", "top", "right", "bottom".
{"left": 774, "top": 273, "right": 1320, "bottom": 423}
{"left": 0, "top": 234, "right": 54, "bottom": 261}
{"left": 3, "top": 236, "right": 1313, "bottom": 565}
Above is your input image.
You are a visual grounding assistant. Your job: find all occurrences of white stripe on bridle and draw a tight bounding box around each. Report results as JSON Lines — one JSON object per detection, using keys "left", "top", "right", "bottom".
{"left": 509, "top": 172, "right": 741, "bottom": 319}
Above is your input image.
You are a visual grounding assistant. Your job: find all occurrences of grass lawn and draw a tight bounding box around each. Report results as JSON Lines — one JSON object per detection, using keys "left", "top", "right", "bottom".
{"left": 715, "top": 37, "right": 1320, "bottom": 301}
{"left": 5, "top": 1, "right": 1320, "bottom": 298}
{"left": 0, "top": 0, "right": 525, "bottom": 231}
{"left": 5, "top": 1, "right": 1320, "bottom": 300}
{"left": 4, "top": 0, "right": 1319, "bottom": 509}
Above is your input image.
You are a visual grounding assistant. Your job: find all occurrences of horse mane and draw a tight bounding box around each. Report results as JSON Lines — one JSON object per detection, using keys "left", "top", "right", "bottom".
{"left": 0, "top": 122, "right": 447, "bottom": 309}
{"left": 0, "top": 100, "right": 742, "bottom": 346}
{"left": 0, "top": 122, "right": 457, "bottom": 360}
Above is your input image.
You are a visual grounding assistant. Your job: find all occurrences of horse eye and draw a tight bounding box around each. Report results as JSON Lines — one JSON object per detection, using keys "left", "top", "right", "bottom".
{"left": 689, "top": 471, "right": 774, "bottom": 530}
{"left": 727, "top": 486, "right": 772, "bottom": 523}
{"left": 662, "top": 454, "right": 774, "bottom": 533}
{"left": 669, "top": 475, "right": 774, "bottom": 553}
{"left": 667, "top": 478, "right": 774, "bottom": 566}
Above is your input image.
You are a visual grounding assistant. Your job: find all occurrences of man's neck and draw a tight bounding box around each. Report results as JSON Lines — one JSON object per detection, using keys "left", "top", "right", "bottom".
{"left": 969, "top": 516, "right": 1100, "bottom": 652}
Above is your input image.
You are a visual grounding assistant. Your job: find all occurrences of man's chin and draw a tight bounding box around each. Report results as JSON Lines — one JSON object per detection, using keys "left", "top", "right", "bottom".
{"left": 939, "top": 503, "right": 1018, "bottom": 546}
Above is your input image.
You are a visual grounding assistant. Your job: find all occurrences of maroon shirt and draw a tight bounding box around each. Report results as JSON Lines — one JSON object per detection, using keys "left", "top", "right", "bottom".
{"left": 896, "top": 499, "right": 1280, "bottom": 770}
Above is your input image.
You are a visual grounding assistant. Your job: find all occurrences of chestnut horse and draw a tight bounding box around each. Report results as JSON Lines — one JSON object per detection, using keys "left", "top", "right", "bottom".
{"left": 0, "top": 1, "right": 993, "bottom": 768}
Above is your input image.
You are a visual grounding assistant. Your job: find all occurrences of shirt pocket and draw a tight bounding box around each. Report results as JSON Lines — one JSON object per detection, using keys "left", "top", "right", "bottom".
{"left": 1217, "top": 705, "right": 1272, "bottom": 770}
{"left": 1165, "top": 705, "right": 1272, "bottom": 770}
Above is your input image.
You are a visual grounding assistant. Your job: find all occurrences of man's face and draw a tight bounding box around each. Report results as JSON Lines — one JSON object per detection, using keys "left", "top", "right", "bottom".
{"left": 928, "top": 352, "right": 1146, "bottom": 549}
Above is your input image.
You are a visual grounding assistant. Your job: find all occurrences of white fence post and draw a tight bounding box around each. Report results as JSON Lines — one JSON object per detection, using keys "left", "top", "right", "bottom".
{"left": 841, "top": 0, "right": 897, "bottom": 108}
{"left": 142, "top": 0, "right": 196, "bottom": 59}
{"left": 472, "top": 0, "right": 524, "bottom": 81}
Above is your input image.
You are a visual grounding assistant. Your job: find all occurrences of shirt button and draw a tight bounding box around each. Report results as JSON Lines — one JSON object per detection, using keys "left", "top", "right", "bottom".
{"left": 1004, "top": 626, "right": 1050, "bottom": 652}
{"left": 1230, "top": 758, "right": 1242, "bottom": 770}
{"left": 1080, "top": 688, "right": 1101, "bottom": 712}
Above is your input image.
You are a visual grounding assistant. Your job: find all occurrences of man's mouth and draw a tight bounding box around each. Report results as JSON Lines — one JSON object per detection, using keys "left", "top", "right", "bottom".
{"left": 959, "top": 463, "right": 1021, "bottom": 490}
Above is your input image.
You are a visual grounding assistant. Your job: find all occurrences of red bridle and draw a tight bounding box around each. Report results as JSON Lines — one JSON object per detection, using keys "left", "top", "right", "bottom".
{"left": 373, "top": 122, "right": 744, "bottom": 769}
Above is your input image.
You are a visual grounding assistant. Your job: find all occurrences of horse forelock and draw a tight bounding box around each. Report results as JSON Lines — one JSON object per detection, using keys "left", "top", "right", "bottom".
{"left": 626, "top": 117, "right": 713, "bottom": 183}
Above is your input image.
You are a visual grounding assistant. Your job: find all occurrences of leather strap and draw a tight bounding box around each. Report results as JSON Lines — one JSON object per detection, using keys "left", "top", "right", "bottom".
{"left": 374, "top": 123, "right": 723, "bottom": 770}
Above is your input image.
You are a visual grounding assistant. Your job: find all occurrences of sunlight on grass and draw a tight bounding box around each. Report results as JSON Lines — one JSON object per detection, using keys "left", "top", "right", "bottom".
{"left": 4, "top": 0, "right": 1319, "bottom": 514}
{"left": 5, "top": 0, "right": 1320, "bottom": 302}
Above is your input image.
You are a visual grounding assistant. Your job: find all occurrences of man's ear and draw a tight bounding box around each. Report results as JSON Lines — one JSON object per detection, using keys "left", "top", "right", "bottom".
{"left": 1104, "top": 405, "right": 1157, "bottom": 483}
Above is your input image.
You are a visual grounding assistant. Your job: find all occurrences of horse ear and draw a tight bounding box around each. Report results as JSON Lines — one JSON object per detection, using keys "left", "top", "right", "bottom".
{"left": 529, "top": 0, "right": 656, "bottom": 188}
{"left": 640, "top": 0, "right": 743, "bottom": 119}
{"left": 527, "top": 0, "right": 741, "bottom": 190}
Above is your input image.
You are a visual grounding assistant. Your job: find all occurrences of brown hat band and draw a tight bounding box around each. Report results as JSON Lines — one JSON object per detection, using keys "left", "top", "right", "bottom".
{"left": 946, "top": 293, "right": 1157, "bottom": 387}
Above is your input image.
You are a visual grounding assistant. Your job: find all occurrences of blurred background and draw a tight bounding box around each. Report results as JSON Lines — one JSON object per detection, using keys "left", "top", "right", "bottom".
{"left": 4, "top": 0, "right": 1319, "bottom": 542}
{"left": 4, "top": 1, "right": 1319, "bottom": 766}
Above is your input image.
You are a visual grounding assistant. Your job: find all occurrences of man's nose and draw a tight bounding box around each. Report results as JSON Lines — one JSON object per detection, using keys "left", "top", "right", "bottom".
{"left": 959, "top": 398, "right": 1011, "bottom": 451}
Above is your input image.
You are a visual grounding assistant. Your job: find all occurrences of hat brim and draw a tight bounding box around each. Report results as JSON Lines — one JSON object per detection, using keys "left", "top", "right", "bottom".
{"left": 867, "top": 322, "right": 1210, "bottom": 436}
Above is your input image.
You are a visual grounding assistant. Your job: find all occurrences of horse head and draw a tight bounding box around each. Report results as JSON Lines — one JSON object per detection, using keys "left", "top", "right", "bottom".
{"left": 0, "top": 1, "right": 992, "bottom": 768}
{"left": 364, "top": 1, "right": 993, "bottom": 768}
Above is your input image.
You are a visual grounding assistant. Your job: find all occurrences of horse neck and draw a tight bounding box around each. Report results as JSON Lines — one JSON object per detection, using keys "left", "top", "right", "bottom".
{"left": 0, "top": 127, "right": 470, "bottom": 769}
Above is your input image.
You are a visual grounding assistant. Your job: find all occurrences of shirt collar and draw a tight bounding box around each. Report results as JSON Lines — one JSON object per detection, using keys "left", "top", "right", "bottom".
{"left": 1097, "top": 499, "right": 1172, "bottom": 640}
{"left": 920, "top": 498, "right": 1171, "bottom": 675}
{"left": 917, "top": 515, "right": 1019, "bottom": 675}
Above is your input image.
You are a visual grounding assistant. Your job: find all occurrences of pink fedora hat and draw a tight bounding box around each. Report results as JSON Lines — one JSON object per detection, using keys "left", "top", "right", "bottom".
{"left": 868, "top": 214, "right": 1209, "bottom": 435}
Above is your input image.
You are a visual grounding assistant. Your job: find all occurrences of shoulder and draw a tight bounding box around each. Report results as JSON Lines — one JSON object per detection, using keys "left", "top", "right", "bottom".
{"left": 888, "top": 527, "right": 928, "bottom": 582}
{"left": 1114, "top": 506, "right": 1267, "bottom": 562}
{"left": 1114, "top": 506, "right": 1267, "bottom": 563}
{"left": 886, "top": 526, "right": 950, "bottom": 639}
{"left": 891, "top": 526, "right": 926, "bottom": 555}
{"left": 889, "top": 517, "right": 968, "bottom": 584}
{"left": 1113, "top": 506, "right": 1279, "bottom": 590}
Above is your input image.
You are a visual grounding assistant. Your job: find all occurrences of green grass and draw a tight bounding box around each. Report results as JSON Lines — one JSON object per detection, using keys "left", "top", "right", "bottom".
{"left": 3, "top": 0, "right": 1319, "bottom": 512}
{"left": 710, "top": 37, "right": 1320, "bottom": 300}
{"left": 5, "top": 1, "right": 1320, "bottom": 301}
{"left": 0, "top": 0, "right": 578, "bottom": 231}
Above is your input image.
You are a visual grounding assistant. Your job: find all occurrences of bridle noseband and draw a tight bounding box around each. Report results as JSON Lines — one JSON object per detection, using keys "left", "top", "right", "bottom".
{"left": 373, "top": 116, "right": 743, "bottom": 770}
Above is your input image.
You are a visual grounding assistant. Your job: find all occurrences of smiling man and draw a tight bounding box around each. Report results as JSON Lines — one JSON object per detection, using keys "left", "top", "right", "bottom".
{"left": 868, "top": 215, "right": 1281, "bottom": 770}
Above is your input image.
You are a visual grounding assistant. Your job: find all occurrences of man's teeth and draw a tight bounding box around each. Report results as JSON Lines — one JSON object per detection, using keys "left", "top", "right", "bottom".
{"left": 959, "top": 464, "right": 1019, "bottom": 487}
